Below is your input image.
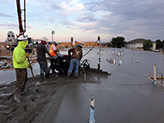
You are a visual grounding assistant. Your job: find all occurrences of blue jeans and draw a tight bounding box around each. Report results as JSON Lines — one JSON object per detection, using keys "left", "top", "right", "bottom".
{"left": 38, "top": 61, "right": 48, "bottom": 75}
{"left": 68, "top": 59, "right": 80, "bottom": 75}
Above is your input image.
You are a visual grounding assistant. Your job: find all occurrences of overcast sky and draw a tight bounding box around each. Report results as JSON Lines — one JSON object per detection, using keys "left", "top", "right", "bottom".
{"left": 0, "top": 0, "right": 164, "bottom": 42}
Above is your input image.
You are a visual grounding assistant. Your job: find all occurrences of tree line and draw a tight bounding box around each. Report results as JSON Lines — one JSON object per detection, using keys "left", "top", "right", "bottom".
{"left": 155, "top": 39, "right": 164, "bottom": 50}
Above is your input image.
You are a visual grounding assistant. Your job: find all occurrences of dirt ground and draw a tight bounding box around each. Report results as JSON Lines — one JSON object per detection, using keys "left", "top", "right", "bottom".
{"left": 0, "top": 70, "right": 109, "bottom": 123}
{"left": 0, "top": 50, "right": 13, "bottom": 68}
{"left": 0, "top": 50, "right": 12, "bottom": 56}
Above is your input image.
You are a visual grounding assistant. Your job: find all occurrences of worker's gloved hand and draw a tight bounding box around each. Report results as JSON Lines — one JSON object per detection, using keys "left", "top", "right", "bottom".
{"left": 28, "top": 64, "right": 33, "bottom": 70}
{"left": 25, "top": 53, "right": 29, "bottom": 58}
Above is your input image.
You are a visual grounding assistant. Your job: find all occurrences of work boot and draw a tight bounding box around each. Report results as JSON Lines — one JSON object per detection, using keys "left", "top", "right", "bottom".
{"left": 74, "top": 74, "right": 78, "bottom": 78}
{"left": 40, "top": 73, "right": 44, "bottom": 79}
{"left": 67, "top": 73, "right": 71, "bottom": 79}
{"left": 46, "top": 73, "right": 50, "bottom": 79}
{"left": 14, "top": 92, "right": 22, "bottom": 102}
{"left": 40, "top": 73, "right": 45, "bottom": 81}
{"left": 20, "top": 90, "right": 26, "bottom": 96}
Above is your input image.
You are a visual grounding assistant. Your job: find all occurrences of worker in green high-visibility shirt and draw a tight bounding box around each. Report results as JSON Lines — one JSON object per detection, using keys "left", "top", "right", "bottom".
{"left": 13, "top": 35, "right": 32, "bottom": 102}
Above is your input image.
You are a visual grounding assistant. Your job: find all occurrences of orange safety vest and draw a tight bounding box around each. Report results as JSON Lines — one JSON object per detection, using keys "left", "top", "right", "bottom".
{"left": 49, "top": 44, "right": 57, "bottom": 56}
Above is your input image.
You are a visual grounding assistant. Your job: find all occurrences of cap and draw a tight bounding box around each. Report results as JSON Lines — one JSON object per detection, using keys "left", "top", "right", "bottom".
{"left": 76, "top": 44, "right": 82, "bottom": 48}
{"left": 17, "top": 35, "right": 28, "bottom": 41}
{"left": 41, "top": 37, "right": 48, "bottom": 42}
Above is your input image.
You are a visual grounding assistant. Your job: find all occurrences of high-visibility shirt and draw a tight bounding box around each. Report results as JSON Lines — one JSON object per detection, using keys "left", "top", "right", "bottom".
{"left": 13, "top": 41, "right": 29, "bottom": 69}
{"left": 49, "top": 44, "right": 57, "bottom": 56}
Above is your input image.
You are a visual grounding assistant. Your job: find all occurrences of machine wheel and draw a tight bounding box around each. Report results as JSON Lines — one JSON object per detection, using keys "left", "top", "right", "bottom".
{"left": 80, "top": 59, "right": 90, "bottom": 70}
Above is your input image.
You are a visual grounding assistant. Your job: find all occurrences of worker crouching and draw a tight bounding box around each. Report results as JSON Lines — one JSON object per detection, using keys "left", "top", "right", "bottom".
{"left": 13, "top": 35, "right": 33, "bottom": 102}
{"left": 67, "top": 44, "right": 83, "bottom": 79}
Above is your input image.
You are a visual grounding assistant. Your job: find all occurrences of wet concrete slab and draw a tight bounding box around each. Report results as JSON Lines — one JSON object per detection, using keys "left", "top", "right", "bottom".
{"left": 43, "top": 48, "right": 164, "bottom": 123}
{"left": 1, "top": 48, "right": 164, "bottom": 122}
{"left": 51, "top": 73, "right": 164, "bottom": 123}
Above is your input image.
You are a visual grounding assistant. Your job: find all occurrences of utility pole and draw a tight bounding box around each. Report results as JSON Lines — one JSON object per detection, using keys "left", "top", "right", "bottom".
{"left": 98, "top": 36, "right": 101, "bottom": 70}
{"left": 52, "top": 30, "right": 55, "bottom": 42}
{"left": 71, "top": 37, "right": 73, "bottom": 47}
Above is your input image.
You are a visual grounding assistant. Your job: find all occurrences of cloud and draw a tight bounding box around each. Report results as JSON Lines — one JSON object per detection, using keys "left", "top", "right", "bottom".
{"left": 76, "top": 12, "right": 97, "bottom": 22}
{"left": 27, "top": 0, "right": 61, "bottom": 10}
{"left": 0, "top": 23, "right": 33, "bottom": 30}
{"left": 1, "top": 0, "right": 164, "bottom": 42}
{"left": 84, "top": 0, "right": 164, "bottom": 22}
{"left": 80, "top": 23, "right": 97, "bottom": 30}
{"left": 30, "top": 0, "right": 85, "bottom": 12}
{"left": 59, "top": 0, "right": 84, "bottom": 11}
{"left": 0, "top": 23, "right": 18, "bottom": 29}
{"left": 0, "top": 12, "right": 14, "bottom": 18}
{"left": 77, "top": 0, "right": 164, "bottom": 40}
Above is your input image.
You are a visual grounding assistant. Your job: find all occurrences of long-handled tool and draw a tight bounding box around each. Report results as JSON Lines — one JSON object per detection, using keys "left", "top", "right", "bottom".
{"left": 79, "top": 65, "right": 87, "bottom": 82}
{"left": 80, "top": 65, "right": 85, "bottom": 72}
{"left": 27, "top": 57, "right": 38, "bottom": 92}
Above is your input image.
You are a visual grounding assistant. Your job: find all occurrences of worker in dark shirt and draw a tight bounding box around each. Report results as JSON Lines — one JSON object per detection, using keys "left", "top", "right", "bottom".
{"left": 37, "top": 37, "right": 53, "bottom": 79}
{"left": 67, "top": 44, "right": 83, "bottom": 79}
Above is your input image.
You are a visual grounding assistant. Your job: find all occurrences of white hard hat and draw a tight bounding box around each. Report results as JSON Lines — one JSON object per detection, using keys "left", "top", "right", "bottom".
{"left": 53, "top": 41, "right": 59, "bottom": 45}
{"left": 17, "top": 35, "right": 28, "bottom": 41}
{"left": 41, "top": 37, "right": 48, "bottom": 42}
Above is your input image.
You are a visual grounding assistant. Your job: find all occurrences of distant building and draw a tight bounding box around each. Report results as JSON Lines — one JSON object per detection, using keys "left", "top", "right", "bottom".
{"left": 83, "top": 41, "right": 98, "bottom": 47}
{"left": 58, "top": 42, "right": 72, "bottom": 48}
{"left": 126, "top": 38, "right": 156, "bottom": 50}
{"left": 74, "top": 41, "right": 83, "bottom": 47}
{"left": 0, "top": 42, "right": 7, "bottom": 50}
{"left": 57, "top": 41, "right": 98, "bottom": 47}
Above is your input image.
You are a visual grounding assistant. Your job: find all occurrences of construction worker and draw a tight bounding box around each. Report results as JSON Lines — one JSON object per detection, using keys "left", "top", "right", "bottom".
{"left": 67, "top": 44, "right": 83, "bottom": 79}
{"left": 13, "top": 35, "right": 33, "bottom": 102}
{"left": 49, "top": 41, "right": 59, "bottom": 58}
{"left": 37, "top": 37, "right": 53, "bottom": 79}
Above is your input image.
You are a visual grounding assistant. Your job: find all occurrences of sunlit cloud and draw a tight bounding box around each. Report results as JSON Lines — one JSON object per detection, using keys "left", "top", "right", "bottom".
{"left": 60, "top": 0, "right": 84, "bottom": 11}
